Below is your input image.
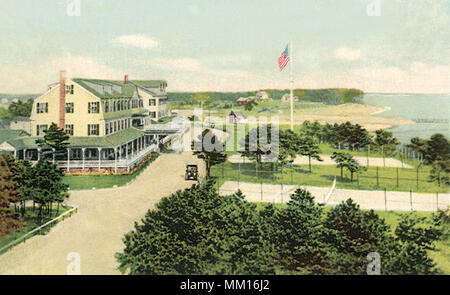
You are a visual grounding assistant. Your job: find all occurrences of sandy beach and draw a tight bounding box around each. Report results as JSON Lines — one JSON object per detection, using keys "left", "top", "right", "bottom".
{"left": 173, "top": 103, "right": 414, "bottom": 132}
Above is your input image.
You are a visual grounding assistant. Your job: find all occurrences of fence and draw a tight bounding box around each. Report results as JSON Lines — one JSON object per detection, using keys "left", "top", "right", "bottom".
{"left": 0, "top": 205, "right": 79, "bottom": 255}
{"left": 214, "top": 163, "right": 449, "bottom": 212}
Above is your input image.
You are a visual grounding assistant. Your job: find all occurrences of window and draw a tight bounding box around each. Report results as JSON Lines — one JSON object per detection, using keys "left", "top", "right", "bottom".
{"left": 65, "top": 124, "right": 74, "bottom": 136}
{"left": 121, "top": 120, "right": 124, "bottom": 130}
{"left": 65, "top": 85, "right": 74, "bottom": 94}
{"left": 105, "top": 123, "right": 109, "bottom": 135}
{"left": 88, "top": 124, "right": 99, "bottom": 136}
{"left": 150, "top": 112, "right": 156, "bottom": 118}
{"left": 88, "top": 102, "right": 99, "bottom": 113}
{"left": 36, "top": 102, "right": 48, "bottom": 114}
{"left": 36, "top": 124, "right": 48, "bottom": 136}
{"left": 65, "top": 102, "right": 74, "bottom": 113}
{"left": 139, "top": 100, "right": 143, "bottom": 108}
{"left": 149, "top": 99, "right": 156, "bottom": 106}
{"left": 105, "top": 101, "right": 109, "bottom": 113}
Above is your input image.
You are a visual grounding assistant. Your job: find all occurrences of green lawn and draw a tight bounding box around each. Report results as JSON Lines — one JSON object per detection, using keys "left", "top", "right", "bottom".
{"left": 0, "top": 205, "right": 73, "bottom": 253}
{"left": 211, "top": 161, "right": 448, "bottom": 193}
{"left": 254, "top": 203, "right": 449, "bottom": 274}
{"left": 63, "top": 153, "right": 159, "bottom": 190}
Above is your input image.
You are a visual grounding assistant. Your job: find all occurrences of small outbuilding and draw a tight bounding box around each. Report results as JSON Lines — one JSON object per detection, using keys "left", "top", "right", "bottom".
{"left": 228, "top": 110, "right": 247, "bottom": 124}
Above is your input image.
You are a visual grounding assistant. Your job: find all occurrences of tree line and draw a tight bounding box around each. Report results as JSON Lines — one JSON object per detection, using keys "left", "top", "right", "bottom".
{"left": 407, "top": 134, "right": 450, "bottom": 186}
{"left": 116, "top": 180, "right": 447, "bottom": 275}
{"left": 0, "top": 153, "right": 69, "bottom": 235}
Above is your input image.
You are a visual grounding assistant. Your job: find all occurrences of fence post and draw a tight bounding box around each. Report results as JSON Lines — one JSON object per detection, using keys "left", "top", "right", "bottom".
{"left": 281, "top": 183, "right": 283, "bottom": 203}
{"left": 396, "top": 168, "right": 399, "bottom": 188}
{"left": 436, "top": 192, "right": 439, "bottom": 211}
{"left": 376, "top": 167, "right": 379, "bottom": 187}
{"left": 260, "top": 180, "right": 263, "bottom": 201}
{"left": 384, "top": 188, "right": 387, "bottom": 211}
{"left": 410, "top": 190, "right": 413, "bottom": 211}
{"left": 238, "top": 163, "right": 240, "bottom": 189}
{"left": 416, "top": 166, "right": 419, "bottom": 190}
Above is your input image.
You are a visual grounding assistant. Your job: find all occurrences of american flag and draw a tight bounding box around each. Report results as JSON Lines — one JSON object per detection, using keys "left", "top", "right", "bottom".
{"left": 278, "top": 44, "right": 289, "bottom": 71}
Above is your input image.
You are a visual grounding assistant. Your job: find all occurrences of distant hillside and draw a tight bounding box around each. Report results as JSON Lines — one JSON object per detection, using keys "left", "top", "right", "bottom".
{"left": 0, "top": 93, "right": 40, "bottom": 107}
{"left": 168, "top": 88, "right": 364, "bottom": 105}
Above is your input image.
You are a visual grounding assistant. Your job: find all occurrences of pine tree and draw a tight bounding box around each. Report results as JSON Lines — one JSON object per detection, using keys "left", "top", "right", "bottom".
{"left": 0, "top": 154, "right": 22, "bottom": 235}
{"left": 191, "top": 129, "right": 227, "bottom": 178}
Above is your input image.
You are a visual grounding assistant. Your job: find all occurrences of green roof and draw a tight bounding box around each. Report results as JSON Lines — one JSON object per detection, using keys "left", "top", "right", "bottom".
{"left": 0, "top": 129, "right": 30, "bottom": 143}
{"left": 72, "top": 78, "right": 166, "bottom": 99}
{"left": 132, "top": 80, "right": 167, "bottom": 88}
{"left": 9, "top": 128, "right": 144, "bottom": 149}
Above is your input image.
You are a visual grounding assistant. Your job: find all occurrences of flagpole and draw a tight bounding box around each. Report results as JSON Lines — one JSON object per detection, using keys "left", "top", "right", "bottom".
{"left": 289, "top": 40, "right": 294, "bottom": 131}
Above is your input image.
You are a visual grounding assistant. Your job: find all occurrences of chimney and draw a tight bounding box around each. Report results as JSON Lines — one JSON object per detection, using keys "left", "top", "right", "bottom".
{"left": 124, "top": 74, "right": 128, "bottom": 84}
{"left": 59, "top": 70, "right": 66, "bottom": 130}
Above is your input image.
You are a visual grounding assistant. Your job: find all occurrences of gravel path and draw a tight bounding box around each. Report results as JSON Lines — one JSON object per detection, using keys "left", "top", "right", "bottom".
{"left": 227, "top": 154, "right": 412, "bottom": 168}
{"left": 219, "top": 181, "right": 449, "bottom": 211}
{"left": 0, "top": 152, "right": 205, "bottom": 275}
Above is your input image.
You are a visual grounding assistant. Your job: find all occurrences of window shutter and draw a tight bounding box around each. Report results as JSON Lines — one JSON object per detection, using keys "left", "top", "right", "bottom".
{"left": 88, "top": 124, "right": 91, "bottom": 135}
{"left": 88, "top": 102, "right": 91, "bottom": 113}
{"left": 45, "top": 103, "right": 48, "bottom": 113}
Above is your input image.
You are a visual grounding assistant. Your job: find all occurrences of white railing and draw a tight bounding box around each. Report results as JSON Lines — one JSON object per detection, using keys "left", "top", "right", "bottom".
{"left": 0, "top": 205, "right": 79, "bottom": 255}
{"left": 52, "top": 144, "right": 157, "bottom": 169}
{"left": 323, "top": 177, "right": 337, "bottom": 204}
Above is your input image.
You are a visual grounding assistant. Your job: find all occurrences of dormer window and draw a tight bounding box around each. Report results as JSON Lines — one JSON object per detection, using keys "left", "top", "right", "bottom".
{"left": 65, "top": 84, "right": 74, "bottom": 94}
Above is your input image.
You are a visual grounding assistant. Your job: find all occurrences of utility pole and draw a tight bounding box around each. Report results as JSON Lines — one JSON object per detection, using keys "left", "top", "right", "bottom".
{"left": 289, "top": 40, "right": 294, "bottom": 131}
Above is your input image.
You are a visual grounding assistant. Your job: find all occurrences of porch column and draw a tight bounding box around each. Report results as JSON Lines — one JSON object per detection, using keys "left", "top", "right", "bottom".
{"left": 131, "top": 140, "right": 134, "bottom": 156}
{"left": 13, "top": 149, "right": 17, "bottom": 158}
{"left": 114, "top": 147, "right": 118, "bottom": 172}
{"left": 98, "top": 147, "right": 102, "bottom": 170}
{"left": 82, "top": 148, "right": 86, "bottom": 170}
{"left": 24, "top": 148, "right": 27, "bottom": 161}
{"left": 67, "top": 148, "right": 70, "bottom": 171}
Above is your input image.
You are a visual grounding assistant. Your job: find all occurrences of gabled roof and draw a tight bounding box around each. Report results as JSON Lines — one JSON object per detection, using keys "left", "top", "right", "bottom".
{"left": 0, "top": 129, "right": 30, "bottom": 144}
{"left": 71, "top": 78, "right": 167, "bottom": 99}
{"left": 229, "top": 110, "right": 246, "bottom": 119}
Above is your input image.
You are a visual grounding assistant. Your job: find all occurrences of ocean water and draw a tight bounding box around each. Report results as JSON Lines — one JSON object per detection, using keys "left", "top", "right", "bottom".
{"left": 363, "top": 94, "right": 449, "bottom": 144}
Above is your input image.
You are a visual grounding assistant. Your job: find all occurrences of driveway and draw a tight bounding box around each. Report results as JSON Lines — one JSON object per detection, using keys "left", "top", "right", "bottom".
{"left": 0, "top": 152, "right": 205, "bottom": 275}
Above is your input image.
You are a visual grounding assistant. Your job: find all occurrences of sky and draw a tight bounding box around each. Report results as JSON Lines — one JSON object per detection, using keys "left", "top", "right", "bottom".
{"left": 0, "top": 0, "right": 449, "bottom": 94}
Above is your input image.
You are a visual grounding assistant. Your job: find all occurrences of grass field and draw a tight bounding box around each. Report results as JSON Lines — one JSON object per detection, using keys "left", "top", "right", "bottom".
{"left": 0, "top": 205, "right": 72, "bottom": 252}
{"left": 63, "top": 153, "right": 159, "bottom": 190}
{"left": 253, "top": 203, "right": 449, "bottom": 274}
{"left": 212, "top": 161, "right": 448, "bottom": 194}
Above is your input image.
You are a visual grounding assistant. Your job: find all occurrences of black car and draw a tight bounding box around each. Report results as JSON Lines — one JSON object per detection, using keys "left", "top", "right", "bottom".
{"left": 185, "top": 164, "right": 198, "bottom": 181}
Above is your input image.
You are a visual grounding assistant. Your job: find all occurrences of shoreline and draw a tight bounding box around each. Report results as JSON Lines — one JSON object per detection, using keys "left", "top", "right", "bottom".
{"left": 370, "top": 106, "right": 391, "bottom": 115}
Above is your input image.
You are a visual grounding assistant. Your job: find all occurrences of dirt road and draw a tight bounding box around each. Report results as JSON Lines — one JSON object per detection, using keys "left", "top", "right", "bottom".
{"left": 219, "top": 181, "right": 449, "bottom": 211}
{"left": 0, "top": 152, "right": 204, "bottom": 275}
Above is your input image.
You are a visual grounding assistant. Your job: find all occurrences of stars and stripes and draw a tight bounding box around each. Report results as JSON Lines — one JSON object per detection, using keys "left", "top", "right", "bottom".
{"left": 278, "top": 44, "right": 289, "bottom": 71}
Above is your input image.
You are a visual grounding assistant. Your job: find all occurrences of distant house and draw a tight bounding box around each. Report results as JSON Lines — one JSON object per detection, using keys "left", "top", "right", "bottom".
{"left": 255, "top": 90, "right": 269, "bottom": 100}
{"left": 228, "top": 110, "right": 247, "bottom": 124}
{"left": 281, "top": 93, "right": 298, "bottom": 102}
{"left": 10, "top": 117, "right": 32, "bottom": 134}
{"left": 0, "top": 129, "right": 30, "bottom": 156}
{"left": 236, "top": 97, "right": 249, "bottom": 105}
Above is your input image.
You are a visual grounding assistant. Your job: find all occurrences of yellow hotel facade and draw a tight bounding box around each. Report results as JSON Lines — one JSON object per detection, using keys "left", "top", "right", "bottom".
{"left": 1, "top": 71, "right": 174, "bottom": 172}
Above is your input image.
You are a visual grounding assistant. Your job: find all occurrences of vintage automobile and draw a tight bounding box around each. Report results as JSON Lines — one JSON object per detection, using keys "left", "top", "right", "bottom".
{"left": 185, "top": 164, "right": 198, "bottom": 181}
